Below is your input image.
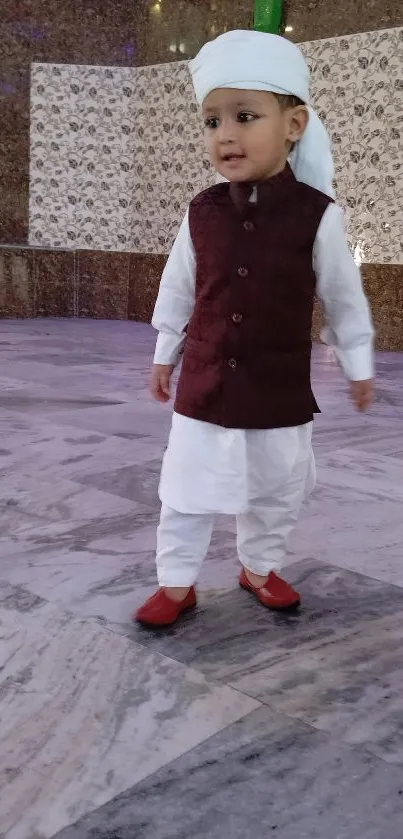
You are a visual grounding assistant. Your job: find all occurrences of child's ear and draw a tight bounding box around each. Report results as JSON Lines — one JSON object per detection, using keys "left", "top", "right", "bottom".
{"left": 288, "top": 106, "right": 309, "bottom": 143}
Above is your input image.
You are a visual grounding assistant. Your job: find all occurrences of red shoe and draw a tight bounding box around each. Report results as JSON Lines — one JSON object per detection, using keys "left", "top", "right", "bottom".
{"left": 239, "top": 569, "right": 300, "bottom": 610}
{"left": 135, "top": 587, "right": 197, "bottom": 627}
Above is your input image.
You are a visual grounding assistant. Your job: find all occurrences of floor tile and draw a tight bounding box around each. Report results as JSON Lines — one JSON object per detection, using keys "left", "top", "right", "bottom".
{"left": 52, "top": 706, "right": 403, "bottom": 839}
{"left": 75, "top": 459, "right": 162, "bottom": 506}
{"left": 49, "top": 401, "right": 173, "bottom": 439}
{"left": 0, "top": 470, "right": 141, "bottom": 538}
{"left": 288, "top": 485, "right": 403, "bottom": 586}
{"left": 315, "top": 448, "right": 403, "bottom": 502}
{"left": 131, "top": 560, "right": 403, "bottom": 763}
{"left": 0, "top": 521, "right": 239, "bottom": 627}
{"left": 1, "top": 319, "right": 403, "bottom": 839}
{"left": 0, "top": 410, "right": 162, "bottom": 483}
{"left": 0, "top": 581, "right": 258, "bottom": 839}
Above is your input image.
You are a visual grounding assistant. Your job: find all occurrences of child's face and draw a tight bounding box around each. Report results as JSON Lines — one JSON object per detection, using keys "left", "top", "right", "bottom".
{"left": 202, "top": 88, "right": 308, "bottom": 183}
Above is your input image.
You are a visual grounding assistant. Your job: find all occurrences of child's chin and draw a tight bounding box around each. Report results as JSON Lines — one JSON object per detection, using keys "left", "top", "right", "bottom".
{"left": 216, "top": 169, "right": 252, "bottom": 183}
{"left": 226, "top": 174, "right": 254, "bottom": 183}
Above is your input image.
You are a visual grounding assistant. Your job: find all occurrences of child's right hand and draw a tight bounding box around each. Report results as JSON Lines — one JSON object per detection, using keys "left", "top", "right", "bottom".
{"left": 150, "top": 364, "right": 174, "bottom": 403}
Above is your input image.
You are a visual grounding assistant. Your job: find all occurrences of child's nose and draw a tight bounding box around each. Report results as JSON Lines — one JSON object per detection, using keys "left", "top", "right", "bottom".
{"left": 216, "top": 118, "right": 237, "bottom": 144}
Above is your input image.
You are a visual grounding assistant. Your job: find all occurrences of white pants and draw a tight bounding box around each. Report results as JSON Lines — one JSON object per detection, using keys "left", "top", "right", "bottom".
{"left": 156, "top": 459, "right": 311, "bottom": 587}
{"left": 160, "top": 414, "right": 314, "bottom": 516}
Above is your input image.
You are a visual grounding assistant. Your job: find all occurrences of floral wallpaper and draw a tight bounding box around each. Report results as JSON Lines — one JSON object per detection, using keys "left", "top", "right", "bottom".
{"left": 29, "top": 26, "right": 403, "bottom": 263}
{"left": 301, "top": 27, "right": 403, "bottom": 265}
{"left": 29, "top": 61, "right": 212, "bottom": 254}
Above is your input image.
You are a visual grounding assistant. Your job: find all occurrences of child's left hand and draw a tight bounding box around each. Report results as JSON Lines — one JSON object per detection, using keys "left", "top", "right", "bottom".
{"left": 350, "top": 379, "right": 375, "bottom": 412}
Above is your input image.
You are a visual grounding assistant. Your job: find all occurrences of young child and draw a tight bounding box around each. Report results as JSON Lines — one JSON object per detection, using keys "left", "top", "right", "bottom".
{"left": 136, "top": 30, "right": 374, "bottom": 627}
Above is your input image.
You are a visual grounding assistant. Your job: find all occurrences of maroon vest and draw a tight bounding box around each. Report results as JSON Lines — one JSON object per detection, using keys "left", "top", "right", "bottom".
{"left": 174, "top": 165, "right": 332, "bottom": 430}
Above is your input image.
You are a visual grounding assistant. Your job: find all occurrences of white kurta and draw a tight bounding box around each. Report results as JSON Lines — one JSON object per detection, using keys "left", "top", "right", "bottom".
{"left": 152, "top": 202, "right": 374, "bottom": 515}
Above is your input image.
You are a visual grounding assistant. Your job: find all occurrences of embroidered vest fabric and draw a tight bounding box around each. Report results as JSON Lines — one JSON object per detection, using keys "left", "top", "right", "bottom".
{"left": 174, "top": 165, "right": 333, "bottom": 430}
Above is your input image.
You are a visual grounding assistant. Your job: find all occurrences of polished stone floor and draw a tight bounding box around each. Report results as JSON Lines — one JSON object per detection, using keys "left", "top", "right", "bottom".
{"left": 1, "top": 319, "right": 403, "bottom": 839}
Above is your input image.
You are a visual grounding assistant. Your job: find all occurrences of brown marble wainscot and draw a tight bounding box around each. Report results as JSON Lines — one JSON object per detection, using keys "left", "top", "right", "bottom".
{"left": 0, "top": 247, "right": 35, "bottom": 317}
{"left": 0, "top": 247, "right": 75, "bottom": 318}
{"left": 77, "top": 251, "right": 130, "bottom": 319}
{"left": 35, "top": 250, "right": 76, "bottom": 318}
{"left": 362, "top": 264, "right": 403, "bottom": 351}
{"left": 2, "top": 246, "right": 402, "bottom": 355}
{"left": 128, "top": 252, "right": 168, "bottom": 323}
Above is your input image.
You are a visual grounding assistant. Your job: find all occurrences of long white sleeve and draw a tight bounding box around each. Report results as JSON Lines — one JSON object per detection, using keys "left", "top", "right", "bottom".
{"left": 152, "top": 210, "right": 196, "bottom": 366}
{"left": 314, "top": 203, "right": 375, "bottom": 381}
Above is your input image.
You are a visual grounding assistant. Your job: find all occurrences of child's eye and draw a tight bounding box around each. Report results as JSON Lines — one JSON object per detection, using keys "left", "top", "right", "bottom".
{"left": 237, "top": 111, "right": 258, "bottom": 123}
{"left": 204, "top": 116, "right": 219, "bottom": 129}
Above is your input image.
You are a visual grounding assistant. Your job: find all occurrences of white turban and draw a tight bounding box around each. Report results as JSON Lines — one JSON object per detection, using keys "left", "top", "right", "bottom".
{"left": 189, "top": 30, "right": 335, "bottom": 199}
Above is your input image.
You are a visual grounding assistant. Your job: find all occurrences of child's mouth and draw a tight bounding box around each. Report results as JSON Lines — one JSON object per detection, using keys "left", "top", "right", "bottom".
{"left": 222, "top": 154, "right": 246, "bottom": 163}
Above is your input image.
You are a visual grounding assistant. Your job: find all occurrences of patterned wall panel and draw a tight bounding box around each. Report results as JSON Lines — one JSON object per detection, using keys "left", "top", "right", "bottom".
{"left": 301, "top": 28, "right": 403, "bottom": 265}
{"left": 29, "top": 64, "right": 137, "bottom": 251}
{"left": 29, "top": 27, "right": 403, "bottom": 263}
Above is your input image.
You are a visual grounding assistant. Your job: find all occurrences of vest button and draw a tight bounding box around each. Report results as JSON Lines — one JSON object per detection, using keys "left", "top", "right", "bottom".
{"left": 228, "top": 358, "right": 237, "bottom": 370}
{"left": 243, "top": 220, "right": 254, "bottom": 232}
{"left": 237, "top": 267, "right": 248, "bottom": 278}
{"left": 232, "top": 313, "right": 243, "bottom": 324}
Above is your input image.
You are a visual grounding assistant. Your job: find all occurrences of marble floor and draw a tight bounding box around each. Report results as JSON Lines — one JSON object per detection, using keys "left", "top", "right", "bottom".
{"left": 1, "top": 319, "right": 403, "bottom": 839}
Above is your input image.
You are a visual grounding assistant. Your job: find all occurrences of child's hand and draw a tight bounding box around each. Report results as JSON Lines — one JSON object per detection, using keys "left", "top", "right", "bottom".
{"left": 350, "top": 379, "right": 375, "bottom": 412}
{"left": 150, "top": 364, "right": 174, "bottom": 403}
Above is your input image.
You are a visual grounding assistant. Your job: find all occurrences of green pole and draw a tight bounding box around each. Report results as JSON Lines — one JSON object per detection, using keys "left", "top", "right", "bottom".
{"left": 254, "top": 0, "right": 283, "bottom": 34}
